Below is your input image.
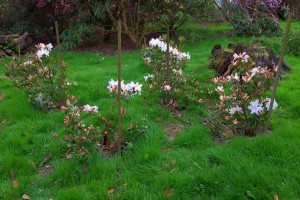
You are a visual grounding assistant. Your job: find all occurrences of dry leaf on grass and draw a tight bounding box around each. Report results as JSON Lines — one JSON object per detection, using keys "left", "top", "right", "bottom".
{"left": 40, "top": 153, "right": 52, "bottom": 166}
{"left": 12, "top": 180, "right": 19, "bottom": 188}
{"left": 10, "top": 169, "right": 16, "bottom": 179}
{"left": 164, "top": 190, "right": 174, "bottom": 197}
{"left": 108, "top": 187, "right": 114, "bottom": 197}
{"left": 22, "top": 194, "right": 30, "bottom": 200}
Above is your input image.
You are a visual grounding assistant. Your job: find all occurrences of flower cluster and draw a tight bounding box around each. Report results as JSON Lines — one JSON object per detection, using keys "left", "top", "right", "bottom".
{"left": 5, "top": 43, "right": 72, "bottom": 111}
{"left": 205, "top": 53, "right": 277, "bottom": 136}
{"left": 148, "top": 37, "right": 190, "bottom": 62}
{"left": 234, "top": 0, "right": 282, "bottom": 11}
{"left": 107, "top": 79, "right": 142, "bottom": 99}
{"left": 36, "top": 43, "right": 53, "bottom": 58}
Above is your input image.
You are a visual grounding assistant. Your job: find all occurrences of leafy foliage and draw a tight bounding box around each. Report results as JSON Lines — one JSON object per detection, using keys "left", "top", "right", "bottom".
{"left": 228, "top": 2, "right": 281, "bottom": 36}
{"left": 287, "top": 29, "right": 300, "bottom": 56}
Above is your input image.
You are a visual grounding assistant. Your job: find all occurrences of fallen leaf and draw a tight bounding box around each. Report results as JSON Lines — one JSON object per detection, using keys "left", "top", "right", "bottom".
{"left": 108, "top": 187, "right": 114, "bottom": 197}
{"left": 164, "top": 190, "right": 174, "bottom": 197}
{"left": 66, "top": 153, "right": 72, "bottom": 159}
{"left": 12, "top": 180, "right": 19, "bottom": 188}
{"left": 10, "top": 169, "right": 16, "bottom": 179}
{"left": 22, "top": 194, "right": 30, "bottom": 200}
{"left": 39, "top": 165, "right": 54, "bottom": 176}
{"left": 40, "top": 153, "right": 53, "bottom": 166}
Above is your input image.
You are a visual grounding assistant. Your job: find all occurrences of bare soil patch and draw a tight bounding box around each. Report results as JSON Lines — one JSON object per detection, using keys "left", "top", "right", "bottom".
{"left": 164, "top": 123, "right": 185, "bottom": 142}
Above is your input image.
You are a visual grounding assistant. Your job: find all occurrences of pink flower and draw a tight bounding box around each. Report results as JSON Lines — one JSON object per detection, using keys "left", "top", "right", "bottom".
{"left": 71, "top": 96, "right": 76, "bottom": 101}
{"left": 225, "top": 116, "right": 230, "bottom": 120}
{"left": 52, "top": 133, "right": 57, "bottom": 139}
{"left": 83, "top": 104, "right": 98, "bottom": 113}
{"left": 164, "top": 85, "right": 172, "bottom": 91}
{"left": 215, "top": 86, "right": 224, "bottom": 93}
{"left": 61, "top": 106, "right": 67, "bottom": 110}
{"left": 66, "top": 99, "right": 70, "bottom": 105}
{"left": 64, "top": 116, "right": 69, "bottom": 125}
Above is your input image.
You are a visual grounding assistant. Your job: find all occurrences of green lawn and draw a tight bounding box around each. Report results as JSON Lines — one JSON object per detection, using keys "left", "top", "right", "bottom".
{"left": 0, "top": 21, "right": 300, "bottom": 199}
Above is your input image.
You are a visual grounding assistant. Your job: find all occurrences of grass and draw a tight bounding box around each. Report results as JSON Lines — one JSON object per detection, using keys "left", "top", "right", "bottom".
{"left": 0, "top": 21, "right": 300, "bottom": 199}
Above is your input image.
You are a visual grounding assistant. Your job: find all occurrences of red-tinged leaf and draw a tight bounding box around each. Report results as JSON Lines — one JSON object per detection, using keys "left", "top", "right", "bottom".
{"left": 164, "top": 190, "right": 174, "bottom": 197}
{"left": 12, "top": 180, "right": 19, "bottom": 188}
{"left": 274, "top": 195, "right": 279, "bottom": 200}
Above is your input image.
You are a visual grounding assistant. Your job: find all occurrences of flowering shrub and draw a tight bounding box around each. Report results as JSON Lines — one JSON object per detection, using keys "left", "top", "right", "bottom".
{"left": 205, "top": 52, "right": 278, "bottom": 136}
{"left": 143, "top": 36, "right": 192, "bottom": 107}
{"left": 54, "top": 80, "right": 146, "bottom": 159}
{"left": 5, "top": 43, "right": 73, "bottom": 111}
{"left": 234, "top": 0, "right": 283, "bottom": 11}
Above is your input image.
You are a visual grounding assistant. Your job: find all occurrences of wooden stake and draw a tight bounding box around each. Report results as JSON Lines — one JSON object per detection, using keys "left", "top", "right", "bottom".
{"left": 55, "top": 21, "right": 62, "bottom": 64}
{"left": 117, "top": 20, "right": 122, "bottom": 154}
{"left": 165, "top": 24, "right": 170, "bottom": 106}
{"left": 265, "top": 14, "right": 292, "bottom": 132}
{"left": 55, "top": 21, "right": 66, "bottom": 103}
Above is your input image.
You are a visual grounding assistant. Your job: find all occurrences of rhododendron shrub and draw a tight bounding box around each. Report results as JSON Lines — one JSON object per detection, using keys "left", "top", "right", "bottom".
{"left": 143, "top": 37, "right": 194, "bottom": 107}
{"left": 205, "top": 53, "right": 278, "bottom": 136}
{"left": 234, "top": 0, "right": 283, "bottom": 11}
{"left": 54, "top": 80, "right": 146, "bottom": 159}
{"left": 5, "top": 43, "right": 73, "bottom": 111}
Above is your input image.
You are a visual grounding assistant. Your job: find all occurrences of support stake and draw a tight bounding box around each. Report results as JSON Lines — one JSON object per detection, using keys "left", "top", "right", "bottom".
{"left": 55, "top": 21, "right": 66, "bottom": 103}
{"left": 265, "top": 14, "right": 292, "bottom": 132}
{"left": 117, "top": 20, "right": 122, "bottom": 154}
{"left": 165, "top": 24, "right": 170, "bottom": 106}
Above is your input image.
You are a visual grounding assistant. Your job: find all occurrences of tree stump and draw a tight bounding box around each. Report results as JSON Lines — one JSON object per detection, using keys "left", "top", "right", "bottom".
{"left": 209, "top": 42, "right": 291, "bottom": 76}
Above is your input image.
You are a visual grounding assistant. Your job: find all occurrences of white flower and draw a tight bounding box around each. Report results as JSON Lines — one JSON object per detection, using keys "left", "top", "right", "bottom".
{"left": 233, "top": 52, "right": 249, "bottom": 62}
{"left": 178, "top": 69, "right": 183, "bottom": 75}
{"left": 23, "top": 60, "right": 32, "bottom": 66}
{"left": 107, "top": 79, "right": 118, "bottom": 92}
{"left": 36, "top": 48, "right": 50, "bottom": 58}
{"left": 250, "top": 67, "right": 260, "bottom": 77}
{"left": 46, "top": 43, "right": 53, "bottom": 51}
{"left": 215, "top": 86, "right": 224, "bottom": 93}
{"left": 242, "top": 52, "right": 249, "bottom": 63}
{"left": 248, "top": 100, "right": 263, "bottom": 115}
{"left": 229, "top": 105, "right": 243, "bottom": 115}
{"left": 131, "top": 82, "right": 142, "bottom": 94}
{"left": 229, "top": 107, "right": 237, "bottom": 115}
{"left": 164, "top": 85, "right": 171, "bottom": 91}
{"left": 144, "top": 74, "right": 154, "bottom": 81}
{"left": 264, "top": 98, "right": 278, "bottom": 110}
{"left": 235, "top": 105, "right": 243, "bottom": 113}
{"left": 83, "top": 104, "right": 98, "bottom": 113}
{"left": 149, "top": 38, "right": 160, "bottom": 47}
{"left": 233, "top": 73, "right": 240, "bottom": 81}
